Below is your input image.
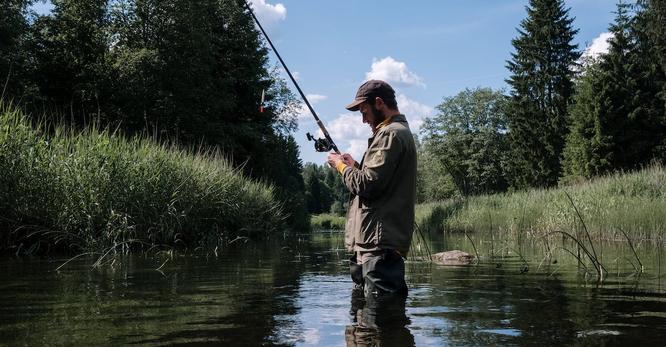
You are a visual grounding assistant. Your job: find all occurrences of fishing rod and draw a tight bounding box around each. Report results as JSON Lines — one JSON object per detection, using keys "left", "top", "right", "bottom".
{"left": 242, "top": 0, "right": 340, "bottom": 154}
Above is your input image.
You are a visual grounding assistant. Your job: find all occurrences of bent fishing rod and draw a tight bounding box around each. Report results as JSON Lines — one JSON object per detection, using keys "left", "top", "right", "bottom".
{"left": 242, "top": 0, "right": 340, "bottom": 154}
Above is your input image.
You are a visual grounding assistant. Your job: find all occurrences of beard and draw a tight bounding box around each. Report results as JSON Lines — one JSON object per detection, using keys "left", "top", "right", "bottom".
{"left": 370, "top": 103, "right": 386, "bottom": 126}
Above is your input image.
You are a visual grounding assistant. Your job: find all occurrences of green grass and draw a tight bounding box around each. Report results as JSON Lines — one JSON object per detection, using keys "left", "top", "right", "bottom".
{"left": 417, "top": 165, "right": 666, "bottom": 241}
{"left": 310, "top": 213, "right": 346, "bottom": 230}
{"left": 0, "top": 103, "right": 284, "bottom": 254}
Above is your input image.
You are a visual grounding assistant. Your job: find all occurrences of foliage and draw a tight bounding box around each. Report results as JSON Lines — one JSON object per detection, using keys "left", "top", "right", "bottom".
{"left": 0, "top": 104, "right": 283, "bottom": 254}
{"left": 421, "top": 87, "right": 509, "bottom": 196}
{"left": 6, "top": 0, "right": 309, "bottom": 231}
{"left": 562, "top": 1, "right": 666, "bottom": 182}
{"left": 30, "top": 0, "right": 112, "bottom": 124}
{"left": 561, "top": 61, "right": 604, "bottom": 180}
{"left": 0, "top": 0, "right": 35, "bottom": 101}
{"left": 302, "top": 163, "right": 347, "bottom": 215}
{"left": 420, "top": 164, "right": 666, "bottom": 241}
{"left": 415, "top": 140, "right": 457, "bottom": 203}
{"left": 505, "top": 0, "right": 580, "bottom": 189}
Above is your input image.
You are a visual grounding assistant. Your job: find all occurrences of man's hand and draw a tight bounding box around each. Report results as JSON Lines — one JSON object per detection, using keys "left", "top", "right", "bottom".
{"left": 342, "top": 153, "right": 357, "bottom": 168}
{"left": 327, "top": 153, "right": 356, "bottom": 168}
{"left": 327, "top": 153, "right": 343, "bottom": 168}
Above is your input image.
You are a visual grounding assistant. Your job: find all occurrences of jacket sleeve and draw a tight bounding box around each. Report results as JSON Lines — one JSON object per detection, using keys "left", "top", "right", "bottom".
{"left": 342, "top": 129, "right": 402, "bottom": 199}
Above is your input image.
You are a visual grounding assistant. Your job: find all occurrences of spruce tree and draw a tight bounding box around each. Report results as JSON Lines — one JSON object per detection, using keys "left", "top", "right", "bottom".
{"left": 561, "top": 61, "right": 606, "bottom": 180}
{"left": 634, "top": 0, "right": 666, "bottom": 162}
{"left": 595, "top": 2, "right": 643, "bottom": 171}
{"left": 506, "top": 0, "right": 579, "bottom": 188}
{"left": 562, "top": 1, "right": 666, "bottom": 180}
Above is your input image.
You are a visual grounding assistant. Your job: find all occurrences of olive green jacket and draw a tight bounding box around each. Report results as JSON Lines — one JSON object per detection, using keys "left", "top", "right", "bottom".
{"left": 341, "top": 114, "right": 417, "bottom": 254}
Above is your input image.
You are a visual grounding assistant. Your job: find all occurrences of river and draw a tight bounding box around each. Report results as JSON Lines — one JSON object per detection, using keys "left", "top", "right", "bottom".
{"left": 1, "top": 231, "right": 665, "bottom": 346}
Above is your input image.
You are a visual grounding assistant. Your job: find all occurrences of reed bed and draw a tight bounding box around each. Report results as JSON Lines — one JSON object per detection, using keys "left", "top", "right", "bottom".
{"left": 0, "top": 104, "right": 284, "bottom": 254}
{"left": 310, "top": 213, "right": 346, "bottom": 230}
{"left": 417, "top": 165, "right": 666, "bottom": 242}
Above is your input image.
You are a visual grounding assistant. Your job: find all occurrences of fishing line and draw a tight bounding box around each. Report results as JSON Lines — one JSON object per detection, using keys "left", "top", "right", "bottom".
{"left": 242, "top": 0, "right": 340, "bottom": 153}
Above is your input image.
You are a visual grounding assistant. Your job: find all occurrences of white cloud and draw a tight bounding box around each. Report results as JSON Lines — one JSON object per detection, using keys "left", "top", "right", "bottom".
{"left": 396, "top": 94, "right": 433, "bottom": 132}
{"left": 365, "top": 57, "right": 425, "bottom": 88}
{"left": 582, "top": 32, "right": 613, "bottom": 61}
{"left": 306, "top": 94, "right": 327, "bottom": 103}
{"left": 297, "top": 94, "right": 328, "bottom": 120}
{"left": 316, "top": 95, "right": 432, "bottom": 159}
{"left": 317, "top": 113, "right": 371, "bottom": 160}
{"left": 249, "top": 0, "right": 287, "bottom": 28}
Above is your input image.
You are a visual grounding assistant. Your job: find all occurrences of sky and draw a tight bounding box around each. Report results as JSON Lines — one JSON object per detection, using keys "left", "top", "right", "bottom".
{"left": 32, "top": 0, "right": 619, "bottom": 165}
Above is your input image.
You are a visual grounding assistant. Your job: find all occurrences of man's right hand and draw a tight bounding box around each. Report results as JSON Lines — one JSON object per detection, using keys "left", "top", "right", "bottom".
{"left": 342, "top": 153, "right": 357, "bottom": 168}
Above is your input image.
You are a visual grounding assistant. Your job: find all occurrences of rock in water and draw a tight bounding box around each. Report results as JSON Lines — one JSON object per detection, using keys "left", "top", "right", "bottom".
{"left": 432, "top": 250, "right": 474, "bottom": 265}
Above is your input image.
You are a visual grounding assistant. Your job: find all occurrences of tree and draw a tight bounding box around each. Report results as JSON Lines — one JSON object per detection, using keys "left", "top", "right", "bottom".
{"left": 0, "top": 0, "right": 33, "bottom": 102}
{"left": 264, "top": 135, "right": 309, "bottom": 231}
{"left": 303, "top": 163, "right": 324, "bottom": 214}
{"left": 561, "top": 61, "right": 605, "bottom": 180}
{"left": 323, "top": 165, "right": 348, "bottom": 214}
{"left": 31, "top": 0, "right": 111, "bottom": 124}
{"left": 506, "top": 0, "right": 579, "bottom": 188}
{"left": 415, "top": 137, "right": 457, "bottom": 203}
{"left": 302, "top": 163, "right": 349, "bottom": 215}
{"left": 9, "top": 0, "right": 310, "bottom": 231}
{"left": 633, "top": 0, "right": 666, "bottom": 162}
{"left": 562, "top": 1, "right": 666, "bottom": 180}
{"left": 421, "top": 88, "right": 509, "bottom": 196}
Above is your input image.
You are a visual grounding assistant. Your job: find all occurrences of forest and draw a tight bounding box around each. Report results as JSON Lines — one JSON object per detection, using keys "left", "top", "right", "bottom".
{"left": 1, "top": 0, "right": 665, "bottom": 241}
{"left": 307, "top": 0, "right": 665, "bottom": 219}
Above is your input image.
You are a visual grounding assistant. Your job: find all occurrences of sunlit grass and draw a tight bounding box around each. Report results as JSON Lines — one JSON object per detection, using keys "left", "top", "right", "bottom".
{"left": 417, "top": 165, "right": 666, "bottom": 241}
{"left": 310, "top": 213, "right": 345, "bottom": 230}
{"left": 0, "top": 103, "right": 283, "bottom": 254}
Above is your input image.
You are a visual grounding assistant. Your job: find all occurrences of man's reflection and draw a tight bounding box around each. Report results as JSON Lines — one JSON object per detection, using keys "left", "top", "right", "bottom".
{"left": 345, "top": 287, "right": 414, "bottom": 347}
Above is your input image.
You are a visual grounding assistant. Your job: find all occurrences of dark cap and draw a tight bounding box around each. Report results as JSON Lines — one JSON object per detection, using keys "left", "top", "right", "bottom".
{"left": 345, "top": 80, "right": 396, "bottom": 111}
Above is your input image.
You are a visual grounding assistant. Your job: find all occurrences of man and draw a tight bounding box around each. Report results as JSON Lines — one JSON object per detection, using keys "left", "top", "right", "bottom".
{"left": 327, "top": 80, "right": 417, "bottom": 297}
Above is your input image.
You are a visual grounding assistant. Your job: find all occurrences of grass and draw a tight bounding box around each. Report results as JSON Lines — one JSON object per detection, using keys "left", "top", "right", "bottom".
{"left": 0, "top": 103, "right": 284, "bottom": 255}
{"left": 417, "top": 164, "right": 666, "bottom": 241}
{"left": 310, "top": 213, "right": 346, "bottom": 230}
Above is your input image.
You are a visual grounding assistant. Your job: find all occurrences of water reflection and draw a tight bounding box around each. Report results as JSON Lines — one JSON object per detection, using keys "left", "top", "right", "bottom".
{"left": 1, "top": 232, "right": 666, "bottom": 346}
{"left": 346, "top": 290, "right": 414, "bottom": 347}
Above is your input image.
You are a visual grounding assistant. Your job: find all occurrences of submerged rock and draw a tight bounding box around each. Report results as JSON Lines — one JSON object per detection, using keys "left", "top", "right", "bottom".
{"left": 431, "top": 250, "right": 474, "bottom": 265}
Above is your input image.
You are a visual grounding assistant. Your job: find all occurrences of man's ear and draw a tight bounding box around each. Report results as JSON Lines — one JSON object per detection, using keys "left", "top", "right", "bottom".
{"left": 374, "top": 96, "right": 385, "bottom": 108}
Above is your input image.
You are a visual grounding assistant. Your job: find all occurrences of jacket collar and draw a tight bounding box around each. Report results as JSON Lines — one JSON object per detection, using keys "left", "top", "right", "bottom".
{"left": 374, "top": 114, "right": 407, "bottom": 134}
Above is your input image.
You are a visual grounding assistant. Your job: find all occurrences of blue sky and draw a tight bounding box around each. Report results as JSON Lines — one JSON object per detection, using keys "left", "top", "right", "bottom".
{"left": 32, "top": 0, "right": 618, "bottom": 164}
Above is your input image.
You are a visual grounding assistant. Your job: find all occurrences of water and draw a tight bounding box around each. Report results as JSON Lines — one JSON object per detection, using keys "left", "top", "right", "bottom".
{"left": 1, "top": 232, "right": 665, "bottom": 346}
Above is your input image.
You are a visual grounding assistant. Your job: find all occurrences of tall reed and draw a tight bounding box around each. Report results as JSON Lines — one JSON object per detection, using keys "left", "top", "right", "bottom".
{"left": 419, "top": 165, "right": 666, "bottom": 241}
{"left": 0, "top": 103, "right": 284, "bottom": 254}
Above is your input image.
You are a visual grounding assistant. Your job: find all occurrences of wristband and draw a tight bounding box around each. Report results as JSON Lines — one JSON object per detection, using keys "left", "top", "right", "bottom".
{"left": 335, "top": 161, "right": 348, "bottom": 174}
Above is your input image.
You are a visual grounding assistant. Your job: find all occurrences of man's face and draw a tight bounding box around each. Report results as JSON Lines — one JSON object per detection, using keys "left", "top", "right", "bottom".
{"left": 359, "top": 100, "right": 385, "bottom": 130}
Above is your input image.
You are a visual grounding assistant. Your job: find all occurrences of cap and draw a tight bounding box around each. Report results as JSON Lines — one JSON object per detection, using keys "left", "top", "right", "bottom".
{"left": 345, "top": 80, "right": 396, "bottom": 111}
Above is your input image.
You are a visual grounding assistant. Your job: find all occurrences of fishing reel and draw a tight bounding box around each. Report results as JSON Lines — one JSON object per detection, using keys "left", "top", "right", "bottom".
{"left": 306, "top": 132, "right": 334, "bottom": 152}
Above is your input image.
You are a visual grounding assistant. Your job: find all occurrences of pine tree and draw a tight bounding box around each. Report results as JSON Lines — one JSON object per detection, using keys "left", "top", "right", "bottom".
{"left": 506, "top": 0, "right": 579, "bottom": 188}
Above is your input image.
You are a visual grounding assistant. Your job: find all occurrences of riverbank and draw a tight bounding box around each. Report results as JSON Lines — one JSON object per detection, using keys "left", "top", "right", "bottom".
{"left": 310, "top": 213, "right": 346, "bottom": 230}
{"left": 416, "top": 165, "right": 666, "bottom": 241}
{"left": 0, "top": 104, "right": 284, "bottom": 255}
